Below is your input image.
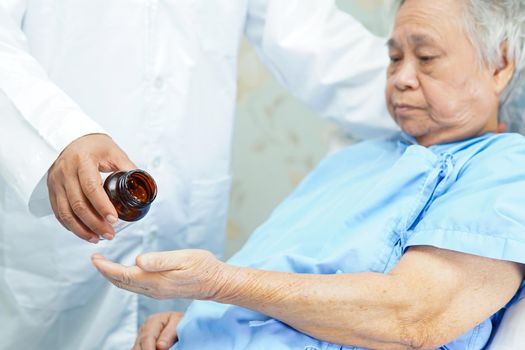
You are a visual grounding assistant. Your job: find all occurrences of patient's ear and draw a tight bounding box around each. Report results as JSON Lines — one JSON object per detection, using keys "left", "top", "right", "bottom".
{"left": 493, "top": 43, "right": 516, "bottom": 96}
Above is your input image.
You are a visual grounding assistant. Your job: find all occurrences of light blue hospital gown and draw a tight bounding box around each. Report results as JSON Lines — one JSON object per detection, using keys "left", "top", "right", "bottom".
{"left": 174, "top": 132, "right": 525, "bottom": 350}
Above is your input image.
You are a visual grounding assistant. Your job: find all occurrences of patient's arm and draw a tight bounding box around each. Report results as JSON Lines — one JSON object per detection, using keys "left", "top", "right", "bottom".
{"left": 216, "top": 246, "right": 523, "bottom": 350}
{"left": 92, "top": 247, "right": 523, "bottom": 350}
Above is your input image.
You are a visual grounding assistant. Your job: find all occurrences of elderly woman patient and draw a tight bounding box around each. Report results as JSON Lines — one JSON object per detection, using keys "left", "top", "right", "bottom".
{"left": 93, "top": 0, "right": 525, "bottom": 349}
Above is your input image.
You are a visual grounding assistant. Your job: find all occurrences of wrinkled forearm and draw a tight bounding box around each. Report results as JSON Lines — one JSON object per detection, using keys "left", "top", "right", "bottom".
{"left": 214, "top": 266, "right": 431, "bottom": 350}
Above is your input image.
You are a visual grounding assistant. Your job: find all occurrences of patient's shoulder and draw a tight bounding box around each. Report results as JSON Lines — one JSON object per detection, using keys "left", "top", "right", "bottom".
{"left": 459, "top": 133, "right": 525, "bottom": 177}
{"left": 409, "top": 133, "right": 525, "bottom": 263}
{"left": 432, "top": 132, "right": 525, "bottom": 213}
{"left": 478, "top": 132, "right": 525, "bottom": 152}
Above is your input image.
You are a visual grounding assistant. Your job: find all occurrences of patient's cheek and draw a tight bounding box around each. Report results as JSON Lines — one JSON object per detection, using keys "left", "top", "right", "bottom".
{"left": 434, "top": 78, "right": 496, "bottom": 130}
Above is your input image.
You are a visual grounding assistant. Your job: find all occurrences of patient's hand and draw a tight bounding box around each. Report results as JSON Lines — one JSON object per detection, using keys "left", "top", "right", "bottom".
{"left": 133, "top": 312, "right": 183, "bottom": 350}
{"left": 91, "top": 249, "right": 234, "bottom": 300}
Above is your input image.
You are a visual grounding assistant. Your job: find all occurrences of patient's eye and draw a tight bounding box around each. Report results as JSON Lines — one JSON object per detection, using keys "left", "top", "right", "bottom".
{"left": 389, "top": 55, "right": 402, "bottom": 63}
{"left": 419, "top": 56, "right": 437, "bottom": 63}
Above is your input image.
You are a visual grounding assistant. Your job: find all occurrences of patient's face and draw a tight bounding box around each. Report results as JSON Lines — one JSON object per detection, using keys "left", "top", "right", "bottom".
{"left": 385, "top": 0, "right": 500, "bottom": 146}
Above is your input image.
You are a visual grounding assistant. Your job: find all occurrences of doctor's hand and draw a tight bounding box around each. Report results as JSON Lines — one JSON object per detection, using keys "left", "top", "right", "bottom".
{"left": 133, "top": 312, "right": 183, "bottom": 350}
{"left": 48, "top": 133, "right": 136, "bottom": 243}
{"left": 91, "top": 249, "right": 235, "bottom": 300}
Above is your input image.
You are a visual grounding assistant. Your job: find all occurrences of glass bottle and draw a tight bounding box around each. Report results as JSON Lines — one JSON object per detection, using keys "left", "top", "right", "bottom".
{"left": 103, "top": 169, "right": 157, "bottom": 232}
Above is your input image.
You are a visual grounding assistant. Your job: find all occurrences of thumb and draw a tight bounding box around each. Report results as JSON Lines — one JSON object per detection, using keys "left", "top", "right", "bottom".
{"left": 102, "top": 153, "right": 136, "bottom": 173}
{"left": 112, "top": 153, "right": 137, "bottom": 172}
{"left": 136, "top": 251, "right": 186, "bottom": 272}
{"left": 99, "top": 141, "right": 137, "bottom": 173}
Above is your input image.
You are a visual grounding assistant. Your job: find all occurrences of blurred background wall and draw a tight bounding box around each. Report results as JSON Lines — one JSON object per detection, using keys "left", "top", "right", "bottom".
{"left": 225, "top": 0, "right": 394, "bottom": 258}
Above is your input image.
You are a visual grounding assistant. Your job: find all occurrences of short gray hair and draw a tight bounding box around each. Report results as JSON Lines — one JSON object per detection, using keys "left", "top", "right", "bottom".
{"left": 392, "top": 0, "right": 525, "bottom": 132}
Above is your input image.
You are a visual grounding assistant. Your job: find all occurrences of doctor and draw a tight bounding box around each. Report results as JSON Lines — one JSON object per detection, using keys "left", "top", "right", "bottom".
{"left": 0, "top": 0, "right": 396, "bottom": 349}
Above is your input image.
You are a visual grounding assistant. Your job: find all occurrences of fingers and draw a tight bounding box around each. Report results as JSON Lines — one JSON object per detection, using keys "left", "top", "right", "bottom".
{"left": 52, "top": 186, "right": 100, "bottom": 243}
{"left": 134, "top": 313, "right": 170, "bottom": 350}
{"left": 137, "top": 323, "right": 159, "bottom": 350}
{"left": 131, "top": 338, "right": 142, "bottom": 350}
{"left": 47, "top": 134, "right": 137, "bottom": 241}
{"left": 77, "top": 162, "right": 119, "bottom": 231}
{"left": 92, "top": 254, "right": 135, "bottom": 282}
{"left": 91, "top": 254, "right": 154, "bottom": 295}
{"left": 112, "top": 153, "right": 137, "bottom": 172}
{"left": 156, "top": 312, "right": 183, "bottom": 349}
{"left": 64, "top": 173, "right": 115, "bottom": 240}
{"left": 99, "top": 149, "right": 137, "bottom": 174}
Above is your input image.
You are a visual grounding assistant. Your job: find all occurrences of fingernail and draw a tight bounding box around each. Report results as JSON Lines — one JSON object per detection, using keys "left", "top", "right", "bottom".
{"left": 157, "top": 340, "right": 168, "bottom": 348}
{"left": 106, "top": 215, "right": 118, "bottom": 224}
{"left": 89, "top": 237, "right": 99, "bottom": 244}
{"left": 102, "top": 233, "right": 113, "bottom": 240}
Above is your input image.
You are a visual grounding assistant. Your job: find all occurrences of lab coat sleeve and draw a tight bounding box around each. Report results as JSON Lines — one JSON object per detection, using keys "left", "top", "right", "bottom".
{"left": 244, "top": 0, "right": 399, "bottom": 139}
{"left": 0, "top": 4, "right": 106, "bottom": 213}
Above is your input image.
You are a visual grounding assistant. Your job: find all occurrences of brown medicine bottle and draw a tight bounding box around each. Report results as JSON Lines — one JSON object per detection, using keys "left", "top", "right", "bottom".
{"left": 103, "top": 169, "right": 157, "bottom": 231}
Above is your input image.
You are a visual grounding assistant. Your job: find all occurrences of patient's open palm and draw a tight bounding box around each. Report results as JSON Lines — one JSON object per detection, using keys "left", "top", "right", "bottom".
{"left": 92, "top": 249, "right": 231, "bottom": 300}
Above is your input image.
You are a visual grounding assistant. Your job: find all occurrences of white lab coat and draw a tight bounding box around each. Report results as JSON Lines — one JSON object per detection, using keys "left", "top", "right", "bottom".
{"left": 0, "top": 0, "right": 397, "bottom": 349}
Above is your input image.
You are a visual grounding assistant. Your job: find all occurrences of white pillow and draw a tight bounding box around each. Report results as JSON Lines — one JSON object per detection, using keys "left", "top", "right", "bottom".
{"left": 487, "top": 297, "right": 525, "bottom": 350}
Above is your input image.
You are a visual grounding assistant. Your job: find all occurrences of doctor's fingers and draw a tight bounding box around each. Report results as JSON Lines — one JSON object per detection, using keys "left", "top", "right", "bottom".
{"left": 52, "top": 186, "right": 100, "bottom": 243}
{"left": 77, "top": 162, "right": 119, "bottom": 229}
{"left": 64, "top": 176, "right": 115, "bottom": 240}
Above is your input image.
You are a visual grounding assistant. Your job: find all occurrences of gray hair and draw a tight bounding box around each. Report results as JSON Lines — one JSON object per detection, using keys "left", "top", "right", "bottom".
{"left": 392, "top": 0, "right": 525, "bottom": 133}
